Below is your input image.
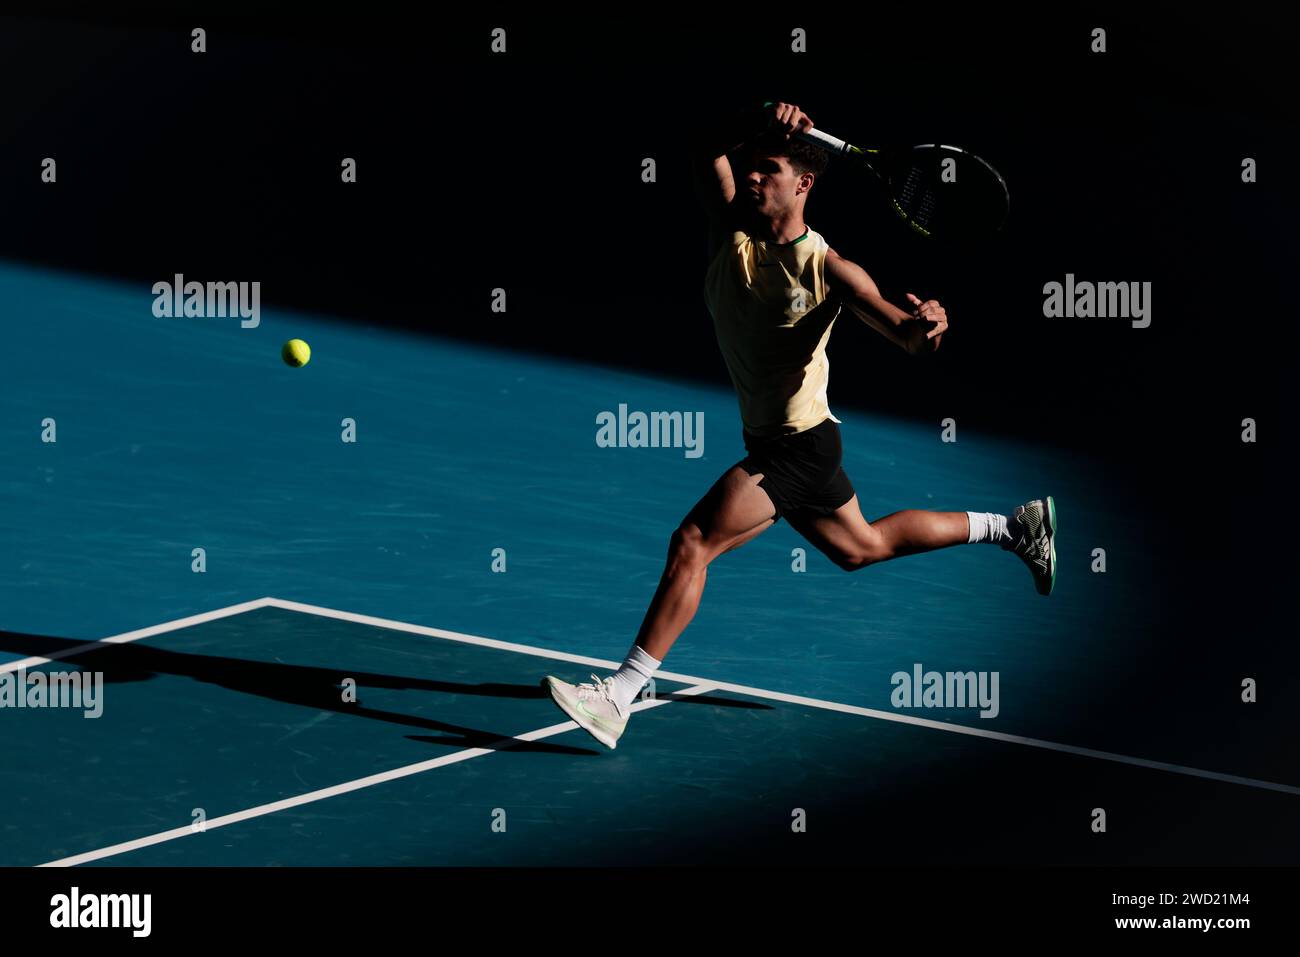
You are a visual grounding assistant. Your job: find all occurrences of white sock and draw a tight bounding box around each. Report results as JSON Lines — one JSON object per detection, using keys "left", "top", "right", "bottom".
{"left": 966, "top": 511, "right": 1014, "bottom": 547}
{"left": 609, "top": 643, "right": 661, "bottom": 711}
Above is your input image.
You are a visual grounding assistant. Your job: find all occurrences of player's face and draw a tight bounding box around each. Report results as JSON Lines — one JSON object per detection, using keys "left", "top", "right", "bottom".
{"left": 739, "top": 151, "right": 800, "bottom": 216}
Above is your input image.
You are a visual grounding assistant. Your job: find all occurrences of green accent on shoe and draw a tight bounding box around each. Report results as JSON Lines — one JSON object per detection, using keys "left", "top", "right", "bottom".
{"left": 575, "top": 699, "right": 618, "bottom": 731}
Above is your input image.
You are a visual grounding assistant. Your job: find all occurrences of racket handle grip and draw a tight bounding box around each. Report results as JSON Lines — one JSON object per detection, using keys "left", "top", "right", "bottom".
{"left": 760, "top": 101, "right": 851, "bottom": 155}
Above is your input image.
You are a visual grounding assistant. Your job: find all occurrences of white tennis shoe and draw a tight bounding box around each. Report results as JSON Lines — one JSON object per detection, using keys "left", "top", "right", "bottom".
{"left": 542, "top": 674, "right": 630, "bottom": 749}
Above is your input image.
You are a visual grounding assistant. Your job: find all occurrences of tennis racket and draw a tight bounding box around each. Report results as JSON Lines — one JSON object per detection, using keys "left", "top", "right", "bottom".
{"left": 761, "top": 102, "right": 1010, "bottom": 241}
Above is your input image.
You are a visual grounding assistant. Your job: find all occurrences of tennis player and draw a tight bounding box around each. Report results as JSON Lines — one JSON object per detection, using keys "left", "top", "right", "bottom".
{"left": 544, "top": 102, "right": 1055, "bottom": 748}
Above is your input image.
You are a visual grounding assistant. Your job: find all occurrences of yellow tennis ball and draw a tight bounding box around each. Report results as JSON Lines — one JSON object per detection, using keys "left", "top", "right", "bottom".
{"left": 281, "top": 339, "right": 311, "bottom": 368}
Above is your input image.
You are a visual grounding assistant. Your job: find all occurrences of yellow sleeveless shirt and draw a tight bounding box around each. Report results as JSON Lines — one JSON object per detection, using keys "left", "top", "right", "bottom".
{"left": 703, "top": 224, "right": 843, "bottom": 437}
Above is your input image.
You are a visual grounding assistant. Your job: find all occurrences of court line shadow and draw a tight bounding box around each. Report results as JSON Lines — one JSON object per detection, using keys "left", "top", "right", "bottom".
{"left": 0, "top": 628, "right": 578, "bottom": 754}
{"left": 0, "top": 629, "right": 765, "bottom": 755}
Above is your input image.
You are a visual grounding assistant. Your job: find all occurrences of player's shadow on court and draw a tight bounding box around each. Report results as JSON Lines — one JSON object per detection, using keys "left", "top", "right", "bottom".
{"left": 0, "top": 629, "right": 765, "bottom": 756}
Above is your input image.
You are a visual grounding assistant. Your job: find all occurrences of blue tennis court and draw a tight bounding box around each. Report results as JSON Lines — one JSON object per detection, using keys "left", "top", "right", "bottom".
{"left": 3, "top": 261, "right": 1295, "bottom": 867}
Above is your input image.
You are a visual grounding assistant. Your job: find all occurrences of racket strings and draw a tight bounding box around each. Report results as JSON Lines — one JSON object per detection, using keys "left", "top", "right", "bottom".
{"left": 897, "top": 166, "right": 938, "bottom": 228}
{"left": 869, "top": 145, "right": 1008, "bottom": 240}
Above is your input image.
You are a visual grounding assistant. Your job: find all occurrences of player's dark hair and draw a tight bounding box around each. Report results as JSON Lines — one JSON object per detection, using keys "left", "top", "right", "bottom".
{"left": 784, "top": 137, "right": 829, "bottom": 178}
{"left": 752, "top": 130, "right": 829, "bottom": 179}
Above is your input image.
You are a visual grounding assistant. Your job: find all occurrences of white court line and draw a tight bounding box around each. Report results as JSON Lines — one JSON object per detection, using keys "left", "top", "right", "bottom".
{"left": 23, "top": 597, "right": 1300, "bottom": 866}
{"left": 262, "top": 597, "right": 632, "bottom": 671}
{"left": 1, "top": 598, "right": 274, "bottom": 675}
{"left": 262, "top": 598, "right": 1300, "bottom": 798}
{"left": 40, "top": 683, "right": 717, "bottom": 866}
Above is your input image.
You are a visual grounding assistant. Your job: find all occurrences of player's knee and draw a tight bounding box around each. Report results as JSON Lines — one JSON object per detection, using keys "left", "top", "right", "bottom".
{"left": 668, "top": 524, "right": 709, "bottom": 571}
{"left": 835, "top": 540, "right": 890, "bottom": 572}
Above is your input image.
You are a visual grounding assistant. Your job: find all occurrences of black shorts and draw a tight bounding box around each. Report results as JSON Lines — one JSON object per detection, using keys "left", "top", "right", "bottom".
{"left": 738, "top": 417, "right": 856, "bottom": 524}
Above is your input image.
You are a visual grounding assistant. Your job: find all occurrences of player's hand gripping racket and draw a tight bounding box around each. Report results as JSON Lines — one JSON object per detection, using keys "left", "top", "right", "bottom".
{"left": 761, "top": 101, "right": 1010, "bottom": 241}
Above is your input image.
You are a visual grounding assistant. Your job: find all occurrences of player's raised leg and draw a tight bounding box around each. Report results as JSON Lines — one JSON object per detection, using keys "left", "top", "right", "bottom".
{"left": 542, "top": 465, "right": 777, "bottom": 748}
{"left": 786, "top": 495, "right": 1056, "bottom": 594}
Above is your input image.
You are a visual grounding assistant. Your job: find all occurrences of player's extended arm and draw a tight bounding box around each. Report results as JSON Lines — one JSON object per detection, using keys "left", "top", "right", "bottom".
{"left": 825, "top": 248, "right": 946, "bottom": 355}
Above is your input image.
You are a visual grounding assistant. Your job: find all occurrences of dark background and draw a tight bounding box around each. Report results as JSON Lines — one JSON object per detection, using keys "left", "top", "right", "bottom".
{"left": 2, "top": 10, "right": 1293, "bottom": 447}
{"left": 1, "top": 10, "right": 1295, "bottom": 731}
